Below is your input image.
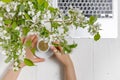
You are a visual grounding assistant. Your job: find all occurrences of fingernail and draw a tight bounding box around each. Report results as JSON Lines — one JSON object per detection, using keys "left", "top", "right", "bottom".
{"left": 50, "top": 46, "right": 54, "bottom": 50}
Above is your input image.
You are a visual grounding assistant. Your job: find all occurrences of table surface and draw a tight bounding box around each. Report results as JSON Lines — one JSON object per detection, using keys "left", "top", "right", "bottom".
{"left": 18, "top": 57, "right": 64, "bottom": 80}
{"left": 1, "top": 38, "right": 120, "bottom": 80}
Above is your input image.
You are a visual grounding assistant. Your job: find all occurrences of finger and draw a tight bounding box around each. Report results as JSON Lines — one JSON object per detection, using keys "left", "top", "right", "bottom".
{"left": 25, "top": 48, "right": 34, "bottom": 58}
{"left": 24, "top": 35, "right": 32, "bottom": 43}
{"left": 32, "top": 58, "right": 45, "bottom": 63}
{"left": 52, "top": 41, "right": 63, "bottom": 53}
{"left": 21, "top": 37, "right": 26, "bottom": 44}
{"left": 32, "top": 36, "right": 38, "bottom": 48}
{"left": 25, "top": 35, "right": 35, "bottom": 42}
{"left": 50, "top": 46, "right": 61, "bottom": 56}
{"left": 56, "top": 46, "right": 63, "bottom": 53}
{"left": 50, "top": 46, "right": 58, "bottom": 53}
{"left": 30, "top": 35, "right": 37, "bottom": 42}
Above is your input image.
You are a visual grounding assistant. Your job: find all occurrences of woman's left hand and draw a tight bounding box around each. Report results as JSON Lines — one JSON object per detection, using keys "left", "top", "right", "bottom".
{"left": 21, "top": 35, "right": 45, "bottom": 67}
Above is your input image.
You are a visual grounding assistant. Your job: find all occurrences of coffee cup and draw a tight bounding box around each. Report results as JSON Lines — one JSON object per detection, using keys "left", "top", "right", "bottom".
{"left": 37, "top": 40, "right": 50, "bottom": 53}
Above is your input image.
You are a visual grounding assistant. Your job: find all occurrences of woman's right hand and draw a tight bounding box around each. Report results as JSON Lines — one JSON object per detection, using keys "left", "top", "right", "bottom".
{"left": 50, "top": 45, "right": 77, "bottom": 80}
{"left": 50, "top": 46, "right": 73, "bottom": 68}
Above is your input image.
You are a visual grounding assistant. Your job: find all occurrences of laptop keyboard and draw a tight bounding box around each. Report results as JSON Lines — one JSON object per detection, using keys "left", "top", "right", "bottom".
{"left": 58, "top": 0, "right": 113, "bottom": 18}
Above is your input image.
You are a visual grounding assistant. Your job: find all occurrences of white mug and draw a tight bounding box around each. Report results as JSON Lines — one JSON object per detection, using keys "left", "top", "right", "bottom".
{"left": 37, "top": 39, "right": 50, "bottom": 53}
{"left": 35, "top": 39, "right": 53, "bottom": 58}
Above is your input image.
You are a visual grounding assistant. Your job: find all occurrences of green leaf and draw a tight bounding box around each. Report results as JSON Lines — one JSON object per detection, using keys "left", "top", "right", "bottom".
{"left": 68, "top": 43, "right": 77, "bottom": 48}
{"left": 19, "top": 4, "right": 25, "bottom": 12}
{"left": 73, "top": 22, "right": 79, "bottom": 28}
{"left": 2, "top": 0, "right": 11, "bottom": 3}
{"left": 44, "top": 1, "right": 48, "bottom": 8}
{"left": 51, "top": 22, "right": 61, "bottom": 29}
{"left": 12, "top": 22, "right": 17, "bottom": 29}
{"left": 31, "top": 48, "right": 36, "bottom": 55}
{"left": 18, "top": 19, "right": 25, "bottom": 25}
{"left": 89, "top": 16, "right": 97, "bottom": 25}
{"left": 40, "top": 27, "right": 49, "bottom": 37}
{"left": 63, "top": 26, "right": 69, "bottom": 33}
{"left": 22, "top": 27, "right": 30, "bottom": 36}
{"left": 37, "top": 0, "right": 48, "bottom": 11}
{"left": 24, "top": 58, "right": 34, "bottom": 66}
{"left": 25, "top": 13, "right": 31, "bottom": 20}
{"left": 48, "top": 7, "right": 55, "bottom": 12}
{"left": 25, "top": 40, "right": 32, "bottom": 47}
{"left": 64, "top": 16, "right": 70, "bottom": 20}
{"left": 5, "top": 56, "right": 12, "bottom": 63}
{"left": 0, "top": 13, "right": 3, "bottom": 17}
{"left": 48, "top": 7, "right": 58, "bottom": 16}
{"left": 0, "top": 38, "right": 3, "bottom": 42}
{"left": 52, "top": 42, "right": 59, "bottom": 47}
{"left": 37, "top": 0, "right": 44, "bottom": 5}
{"left": 94, "top": 32, "right": 100, "bottom": 41}
{"left": 4, "top": 19, "right": 12, "bottom": 25}
{"left": 64, "top": 45, "right": 72, "bottom": 53}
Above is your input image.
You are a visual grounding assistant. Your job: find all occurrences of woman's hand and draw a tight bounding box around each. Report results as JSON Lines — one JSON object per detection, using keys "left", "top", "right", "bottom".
{"left": 50, "top": 45, "right": 73, "bottom": 68}
{"left": 21, "top": 35, "right": 45, "bottom": 67}
{"left": 3, "top": 35, "right": 45, "bottom": 80}
{"left": 50, "top": 44, "right": 76, "bottom": 80}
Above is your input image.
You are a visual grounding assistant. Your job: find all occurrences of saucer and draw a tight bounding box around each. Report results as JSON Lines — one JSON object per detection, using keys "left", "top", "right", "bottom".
{"left": 35, "top": 49, "right": 54, "bottom": 58}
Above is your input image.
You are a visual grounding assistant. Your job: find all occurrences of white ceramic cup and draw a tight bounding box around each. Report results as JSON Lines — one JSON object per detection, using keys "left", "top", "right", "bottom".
{"left": 37, "top": 39, "right": 50, "bottom": 53}
{"left": 35, "top": 39, "right": 53, "bottom": 58}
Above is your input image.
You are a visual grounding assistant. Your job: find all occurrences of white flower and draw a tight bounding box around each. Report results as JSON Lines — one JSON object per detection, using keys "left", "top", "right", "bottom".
{"left": 6, "top": 5, "right": 10, "bottom": 12}
{"left": 4, "top": 36, "right": 10, "bottom": 40}
{"left": 1, "top": 50, "right": 6, "bottom": 55}
{"left": 9, "top": 13, "right": 15, "bottom": 17}
{"left": 95, "top": 23, "right": 101, "bottom": 27}
{"left": 0, "top": 35, "right": 4, "bottom": 39}
{"left": 0, "top": 30, "right": 6, "bottom": 36}
{"left": 44, "top": 15, "right": 47, "bottom": 19}
{"left": 12, "top": 2, "right": 19, "bottom": 11}
{"left": 18, "top": 12, "right": 25, "bottom": 16}
{"left": 15, "top": 27, "right": 20, "bottom": 30}
{"left": 3, "top": 30, "right": 7, "bottom": 34}
{"left": 0, "top": 17, "right": 3, "bottom": 26}
{"left": 32, "top": 11, "right": 41, "bottom": 23}
{"left": 28, "top": 11, "right": 31, "bottom": 15}
{"left": 22, "top": 48, "right": 26, "bottom": 55}
{"left": 0, "top": 42, "right": 2, "bottom": 45}
{"left": 36, "top": 11, "right": 40, "bottom": 17}
{"left": 28, "top": 1, "right": 34, "bottom": 10}
{"left": 0, "top": 1, "right": 5, "bottom": 8}
{"left": 0, "top": 28, "right": 3, "bottom": 31}
{"left": 14, "top": 62, "right": 19, "bottom": 66}
{"left": 28, "top": 11, "right": 35, "bottom": 16}
{"left": 31, "top": 11, "right": 35, "bottom": 16}
{"left": 0, "top": 17, "right": 3, "bottom": 21}
{"left": 13, "top": 67, "right": 19, "bottom": 71}
{"left": 41, "top": 20, "right": 45, "bottom": 24}
{"left": 0, "top": 23, "right": 3, "bottom": 26}
{"left": 28, "top": 1, "right": 32, "bottom": 5}
{"left": 19, "top": 52, "right": 26, "bottom": 61}
{"left": 32, "top": 16, "right": 37, "bottom": 23}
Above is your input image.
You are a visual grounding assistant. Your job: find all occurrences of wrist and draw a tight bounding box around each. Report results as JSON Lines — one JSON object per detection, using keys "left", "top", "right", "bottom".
{"left": 64, "top": 62, "right": 73, "bottom": 68}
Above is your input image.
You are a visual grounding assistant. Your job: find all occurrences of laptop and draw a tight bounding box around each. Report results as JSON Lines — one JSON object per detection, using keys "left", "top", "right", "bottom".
{"left": 52, "top": 0, "right": 118, "bottom": 38}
